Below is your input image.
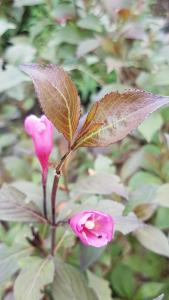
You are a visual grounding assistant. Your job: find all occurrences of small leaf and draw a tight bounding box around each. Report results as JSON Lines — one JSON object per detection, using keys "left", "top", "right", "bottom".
{"left": 94, "top": 154, "right": 115, "bottom": 173}
{"left": 0, "top": 65, "right": 28, "bottom": 93}
{"left": 134, "top": 203, "right": 157, "bottom": 221}
{"left": 125, "top": 184, "right": 158, "bottom": 214}
{"left": 77, "top": 16, "right": 102, "bottom": 32}
{"left": 154, "top": 184, "right": 169, "bottom": 208}
{"left": 121, "top": 149, "right": 145, "bottom": 180}
{"left": 80, "top": 245, "right": 105, "bottom": 271}
{"left": 111, "top": 263, "right": 136, "bottom": 298}
{"left": 76, "top": 38, "right": 101, "bottom": 58}
{"left": 0, "top": 185, "right": 47, "bottom": 223}
{"left": 71, "top": 173, "right": 128, "bottom": 199}
{"left": 135, "top": 283, "right": 165, "bottom": 300}
{"left": 14, "top": 0, "right": 44, "bottom": 6}
{"left": 129, "top": 171, "right": 162, "bottom": 190}
{"left": 51, "top": 4, "right": 75, "bottom": 22}
{"left": 0, "top": 19, "right": 15, "bottom": 36}
{"left": 51, "top": 262, "right": 97, "bottom": 300}
{"left": 155, "top": 207, "right": 169, "bottom": 229}
{"left": 20, "top": 64, "right": 80, "bottom": 144}
{"left": 115, "top": 214, "right": 143, "bottom": 235}
{"left": 0, "top": 133, "right": 17, "bottom": 153}
{"left": 138, "top": 112, "right": 163, "bottom": 142}
{"left": 72, "top": 90, "right": 169, "bottom": 149}
{"left": 87, "top": 271, "right": 112, "bottom": 300}
{"left": 11, "top": 180, "right": 49, "bottom": 213}
{"left": 135, "top": 225, "right": 169, "bottom": 257}
{"left": 164, "top": 133, "right": 169, "bottom": 149}
{"left": 0, "top": 245, "right": 32, "bottom": 284}
{"left": 14, "top": 256, "right": 55, "bottom": 300}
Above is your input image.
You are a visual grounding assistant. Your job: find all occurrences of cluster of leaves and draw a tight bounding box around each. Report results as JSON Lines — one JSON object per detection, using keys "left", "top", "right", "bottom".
{"left": 0, "top": 0, "right": 169, "bottom": 300}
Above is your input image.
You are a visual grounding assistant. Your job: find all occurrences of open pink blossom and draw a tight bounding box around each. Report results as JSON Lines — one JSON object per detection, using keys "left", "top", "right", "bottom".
{"left": 24, "top": 115, "right": 53, "bottom": 183}
{"left": 69, "top": 210, "right": 115, "bottom": 247}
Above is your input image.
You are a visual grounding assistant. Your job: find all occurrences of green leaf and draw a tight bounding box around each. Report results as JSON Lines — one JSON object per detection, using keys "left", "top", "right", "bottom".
{"left": 0, "top": 245, "right": 32, "bottom": 284}
{"left": 94, "top": 154, "right": 115, "bottom": 173}
{"left": 87, "top": 271, "right": 112, "bottom": 300}
{"left": 129, "top": 171, "right": 162, "bottom": 190}
{"left": 14, "top": 256, "right": 55, "bottom": 300}
{"left": 138, "top": 112, "right": 163, "bottom": 142}
{"left": 80, "top": 245, "right": 105, "bottom": 271}
{"left": 110, "top": 263, "right": 136, "bottom": 298}
{"left": 151, "top": 67, "right": 169, "bottom": 86}
{"left": 141, "top": 144, "right": 161, "bottom": 174}
{"left": 0, "top": 185, "right": 47, "bottom": 223}
{"left": 3, "top": 156, "right": 32, "bottom": 180}
{"left": 0, "top": 133, "right": 17, "bottom": 153}
{"left": 51, "top": 262, "right": 97, "bottom": 300}
{"left": 76, "top": 38, "right": 101, "bottom": 58}
{"left": 11, "top": 181, "right": 48, "bottom": 213}
{"left": 51, "top": 4, "right": 75, "bottom": 22}
{"left": 71, "top": 173, "right": 128, "bottom": 199}
{"left": 135, "top": 283, "right": 165, "bottom": 300}
{"left": 123, "top": 252, "right": 165, "bottom": 280}
{"left": 154, "top": 184, "right": 169, "bottom": 208}
{"left": 0, "top": 66, "right": 28, "bottom": 93}
{"left": 0, "top": 19, "right": 15, "bottom": 36}
{"left": 5, "top": 42, "right": 36, "bottom": 65}
{"left": 125, "top": 184, "right": 158, "bottom": 214}
{"left": 121, "top": 149, "right": 145, "bottom": 180}
{"left": 135, "top": 225, "right": 169, "bottom": 257}
{"left": 77, "top": 15, "right": 102, "bottom": 32}
{"left": 154, "top": 207, "right": 169, "bottom": 229}
{"left": 14, "top": 0, "right": 44, "bottom": 6}
{"left": 48, "top": 25, "right": 84, "bottom": 46}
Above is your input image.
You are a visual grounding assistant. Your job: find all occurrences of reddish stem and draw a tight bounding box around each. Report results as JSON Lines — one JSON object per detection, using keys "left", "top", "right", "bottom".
{"left": 42, "top": 181, "right": 47, "bottom": 219}
{"left": 50, "top": 151, "right": 71, "bottom": 256}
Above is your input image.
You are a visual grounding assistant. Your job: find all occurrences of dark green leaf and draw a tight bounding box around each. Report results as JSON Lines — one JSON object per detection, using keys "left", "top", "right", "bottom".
{"left": 71, "top": 173, "right": 128, "bottom": 199}
{"left": 0, "top": 185, "right": 47, "bottom": 223}
{"left": 111, "top": 263, "right": 136, "bottom": 298}
{"left": 80, "top": 245, "right": 105, "bottom": 271}
{"left": 14, "top": 256, "right": 55, "bottom": 300}
{"left": 0, "top": 244, "right": 32, "bottom": 284}
{"left": 87, "top": 271, "right": 112, "bottom": 300}
{"left": 135, "top": 283, "right": 165, "bottom": 300}
{"left": 52, "top": 262, "right": 97, "bottom": 300}
{"left": 135, "top": 225, "right": 169, "bottom": 257}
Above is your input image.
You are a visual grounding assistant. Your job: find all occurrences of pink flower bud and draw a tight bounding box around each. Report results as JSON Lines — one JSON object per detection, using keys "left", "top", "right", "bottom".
{"left": 69, "top": 210, "right": 115, "bottom": 247}
{"left": 24, "top": 115, "right": 53, "bottom": 183}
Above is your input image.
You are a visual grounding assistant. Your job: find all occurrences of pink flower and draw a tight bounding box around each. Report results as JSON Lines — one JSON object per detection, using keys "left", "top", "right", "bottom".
{"left": 69, "top": 210, "right": 115, "bottom": 247}
{"left": 24, "top": 115, "right": 53, "bottom": 183}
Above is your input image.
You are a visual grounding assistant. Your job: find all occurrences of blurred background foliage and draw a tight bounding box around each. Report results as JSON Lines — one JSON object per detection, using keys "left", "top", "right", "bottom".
{"left": 0, "top": 0, "right": 169, "bottom": 299}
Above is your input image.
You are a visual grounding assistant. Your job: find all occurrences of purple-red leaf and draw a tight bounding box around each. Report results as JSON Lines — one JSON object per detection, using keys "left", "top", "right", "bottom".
{"left": 20, "top": 64, "right": 80, "bottom": 145}
{"left": 72, "top": 90, "right": 169, "bottom": 149}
